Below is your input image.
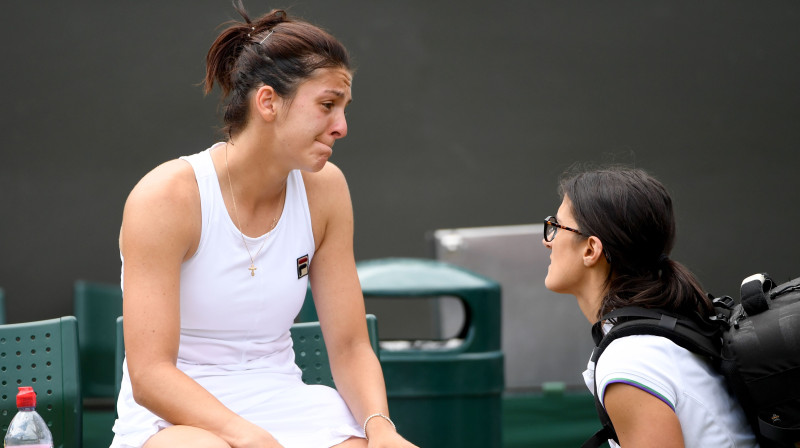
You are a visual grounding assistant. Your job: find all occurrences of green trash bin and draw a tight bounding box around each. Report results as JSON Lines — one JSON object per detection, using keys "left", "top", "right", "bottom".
{"left": 358, "top": 258, "right": 504, "bottom": 448}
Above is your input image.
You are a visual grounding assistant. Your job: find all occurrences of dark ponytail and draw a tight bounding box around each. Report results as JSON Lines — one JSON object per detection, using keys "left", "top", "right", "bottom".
{"left": 204, "top": 1, "right": 351, "bottom": 139}
{"left": 559, "top": 166, "right": 714, "bottom": 321}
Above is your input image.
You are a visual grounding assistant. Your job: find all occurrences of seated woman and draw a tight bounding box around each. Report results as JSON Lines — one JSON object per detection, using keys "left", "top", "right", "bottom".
{"left": 541, "top": 166, "right": 757, "bottom": 448}
{"left": 111, "top": 3, "right": 417, "bottom": 447}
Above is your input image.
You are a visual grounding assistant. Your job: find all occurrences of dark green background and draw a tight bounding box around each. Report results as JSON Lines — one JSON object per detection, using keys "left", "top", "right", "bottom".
{"left": 2, "top": 1, "right": 799, "bottom": 322}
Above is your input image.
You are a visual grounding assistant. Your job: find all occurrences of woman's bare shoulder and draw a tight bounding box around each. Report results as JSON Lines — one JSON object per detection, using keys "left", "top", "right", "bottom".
{"left": 120, "top": 158, "right": 201, "bottom": 255}
{"left": 126, "top": 159, "right": 198, "bottom": 206}
{"left": 301, "top": 161, "right": 349, "bottom": 202}
{"left": 301, "top": 162, "right": 353, "bottom": 248}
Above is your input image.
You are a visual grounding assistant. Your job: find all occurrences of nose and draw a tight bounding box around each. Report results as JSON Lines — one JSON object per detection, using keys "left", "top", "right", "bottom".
{"left": 542, "top": 238, "right": 552, "bottom": 249}
{"left": 331, "top": 112, "right": 348, "bottom": 139}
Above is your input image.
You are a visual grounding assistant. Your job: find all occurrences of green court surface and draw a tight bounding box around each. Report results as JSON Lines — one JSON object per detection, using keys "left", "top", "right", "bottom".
{"left": 502, "top": 389, "right": 606, "bottom": 448}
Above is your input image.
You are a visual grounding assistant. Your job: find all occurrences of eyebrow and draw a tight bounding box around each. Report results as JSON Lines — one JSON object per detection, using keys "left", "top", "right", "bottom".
{"left": 324, "top": 89, "right": 353, "bottom": 104}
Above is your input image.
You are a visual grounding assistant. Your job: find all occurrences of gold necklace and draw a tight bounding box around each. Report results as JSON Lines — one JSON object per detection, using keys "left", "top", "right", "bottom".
{"left": 224, "top": 144, "right": 284, "bottom": 277}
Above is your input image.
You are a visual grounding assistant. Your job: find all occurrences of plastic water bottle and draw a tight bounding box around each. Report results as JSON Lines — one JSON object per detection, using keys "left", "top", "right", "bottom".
{"left": 3, "top": 386, "right": 53, "bottom": 448}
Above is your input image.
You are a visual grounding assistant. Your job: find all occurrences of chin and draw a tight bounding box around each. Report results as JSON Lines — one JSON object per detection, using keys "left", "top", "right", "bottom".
{"left": 544, "top": 268, "right": 555, "bottom": 291}
{"left": 311, "top": 158, "right": 329, "bottom": 172}
{"left": 544, "top": 276, "right": 568, "bottom": 295}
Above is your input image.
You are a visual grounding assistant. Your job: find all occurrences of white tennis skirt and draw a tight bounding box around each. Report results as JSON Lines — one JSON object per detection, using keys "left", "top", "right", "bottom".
{"left": 110, "top": 357, "right": 364, "bottom": 448}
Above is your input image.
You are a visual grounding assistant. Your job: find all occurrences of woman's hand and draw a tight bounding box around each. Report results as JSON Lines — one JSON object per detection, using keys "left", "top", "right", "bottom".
{"left": 367, "top": 433, "right": 418, "bottom": 448}
{"left": 364, "top": 417, "right": 419, "bottom": 448}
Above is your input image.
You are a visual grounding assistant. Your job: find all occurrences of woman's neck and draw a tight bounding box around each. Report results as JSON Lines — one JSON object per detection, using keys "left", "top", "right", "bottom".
{"left": 222, "top": 129, "right": 288, "bottom": 204}
{"left": 573, "top": 269, "right": 610, "bottom": 323}
{"left": 575, "top": 291, "right": 603, "bottom": 323}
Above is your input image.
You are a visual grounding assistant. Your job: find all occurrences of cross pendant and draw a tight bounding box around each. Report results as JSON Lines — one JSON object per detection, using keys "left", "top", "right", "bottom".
{"left": 248, "top": 264, "right": 257, "bottom": 276}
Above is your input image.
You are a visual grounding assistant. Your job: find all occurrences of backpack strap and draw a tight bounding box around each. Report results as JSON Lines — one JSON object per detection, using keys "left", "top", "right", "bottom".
{"left": 581, "top": 344, "right": 619, "bottom": 448}
{"left": 583, "top": 307, "right": 724, "bottom": 448}
{"left": 581, "top": 424, "right": 617, "bottom": 448}
{"left": 591, "top": 307, "right": 722, "bottom": 361}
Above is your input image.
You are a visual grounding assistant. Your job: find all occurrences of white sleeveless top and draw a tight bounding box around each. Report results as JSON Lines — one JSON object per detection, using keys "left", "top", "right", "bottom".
{"left": 112, "top": 143, "right": 363, "bottom": 448}
{"left": 177, "top": 144, "right": 314, "bottom": 370}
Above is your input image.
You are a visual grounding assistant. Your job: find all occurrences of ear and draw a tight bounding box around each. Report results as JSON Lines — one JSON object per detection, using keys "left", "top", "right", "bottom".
{"left": 253, "top": 85, "right": 279, "bottom": 122}
{"left": 583, "top": 236, "right": 607, "bottom": 267}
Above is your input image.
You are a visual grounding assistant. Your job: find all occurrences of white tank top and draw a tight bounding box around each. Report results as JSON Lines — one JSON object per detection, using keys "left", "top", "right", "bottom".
{"left": 177, "top": 143, "right": 315, "bottom": 369}
{"left": 113, "top": 145, "right": 363, "bottom": 448}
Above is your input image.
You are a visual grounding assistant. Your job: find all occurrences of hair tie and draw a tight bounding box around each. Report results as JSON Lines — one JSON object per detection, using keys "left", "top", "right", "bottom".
{"left": 657, "top": 253, "right": 670, "bottom": 267}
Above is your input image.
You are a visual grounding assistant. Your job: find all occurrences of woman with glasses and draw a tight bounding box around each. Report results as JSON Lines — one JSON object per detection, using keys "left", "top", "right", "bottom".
{"left": 542, "top": 166, "right": 756, "bottom": 448}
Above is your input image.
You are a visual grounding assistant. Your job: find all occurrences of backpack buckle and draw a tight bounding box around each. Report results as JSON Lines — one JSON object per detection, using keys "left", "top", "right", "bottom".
{"left": 712, "top": 295, "right": 735, "bottom": 310}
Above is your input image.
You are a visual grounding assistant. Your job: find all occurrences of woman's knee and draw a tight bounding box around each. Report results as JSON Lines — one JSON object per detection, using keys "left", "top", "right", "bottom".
{"left": 143, "top": 425, "right": 231, "bottom": 448}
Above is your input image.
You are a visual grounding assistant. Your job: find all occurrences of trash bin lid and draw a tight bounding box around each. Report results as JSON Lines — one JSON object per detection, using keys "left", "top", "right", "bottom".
{"left": 357, "top": 258, "right": 498, "bottom": 296}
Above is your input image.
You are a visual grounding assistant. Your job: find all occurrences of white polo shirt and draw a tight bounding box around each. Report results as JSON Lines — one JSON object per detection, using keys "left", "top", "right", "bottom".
{"left": 583, "top": 333, "right": 759, "bottom": 448}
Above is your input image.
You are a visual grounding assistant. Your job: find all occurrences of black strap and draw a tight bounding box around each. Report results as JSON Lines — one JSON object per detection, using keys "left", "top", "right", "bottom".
{"left": 582, "top": 345, "right": 618, "bottom": 448}
{"left": 590, "top": 307, "right": 722, "bottom": 362}
{"left": 581, "top": 427, "right": 615, "bottom": 448}
{"left": 758, "top": 415, "right": 800, "bottom": 444}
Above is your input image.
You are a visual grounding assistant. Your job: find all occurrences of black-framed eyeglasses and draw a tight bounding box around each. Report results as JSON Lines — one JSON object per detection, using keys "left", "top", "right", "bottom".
{"left": 544, "top": 216, "right": 585, "bottom": 242}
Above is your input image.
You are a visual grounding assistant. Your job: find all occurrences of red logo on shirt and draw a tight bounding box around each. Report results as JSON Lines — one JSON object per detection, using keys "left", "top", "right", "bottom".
{"left": 297, "top": 255, "right": 309, "bottom": 279}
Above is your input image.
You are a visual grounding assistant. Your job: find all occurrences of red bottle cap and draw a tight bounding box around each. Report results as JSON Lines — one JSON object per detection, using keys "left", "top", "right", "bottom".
{"left": 16, "top": 386, "right": 36, "bottom": 408}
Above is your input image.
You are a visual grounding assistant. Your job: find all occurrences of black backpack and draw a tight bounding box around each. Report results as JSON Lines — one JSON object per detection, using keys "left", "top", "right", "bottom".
{"left": 581, "top": 273, "right": 800, "bottom": 448}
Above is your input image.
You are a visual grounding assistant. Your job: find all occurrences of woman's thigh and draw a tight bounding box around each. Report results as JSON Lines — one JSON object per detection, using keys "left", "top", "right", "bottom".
{"left": 143, "top": 425, "right": 230, "bottom": 448}
{"left": 333, "top": 436, "right": 368, "bottom": 448}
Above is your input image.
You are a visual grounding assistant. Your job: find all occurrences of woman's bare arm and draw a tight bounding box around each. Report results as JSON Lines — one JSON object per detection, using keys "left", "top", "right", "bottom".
{"left": 604, "top": 383, "right": 685, "bottom": 448}
{"left": 121, "top": 160, "right": 281, "bottom": 447}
